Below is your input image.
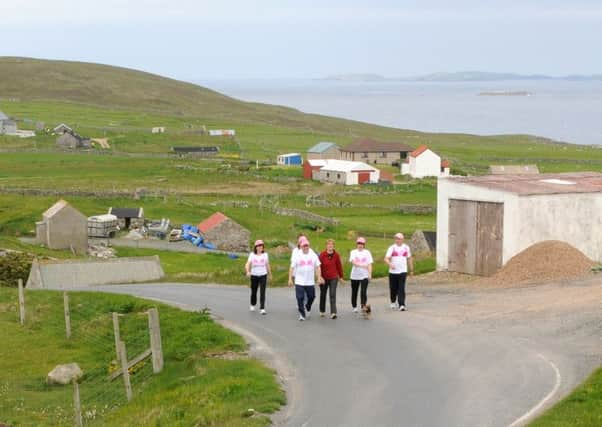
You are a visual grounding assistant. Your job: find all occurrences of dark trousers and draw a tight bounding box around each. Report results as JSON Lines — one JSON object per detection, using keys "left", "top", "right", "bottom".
{"left": 319, "top": 279, "right": 338, "bottom": 314}
{"left": 350, "top": 278, "right": 369, "bottom": 308}
{"left": 389, "top": 273, "right": 407, "bottom": 306}
{"left": 250, "top": 275, "right": 267, "bottom": 309}
{"left": 295, "top": 285, "right": 315, "bottom": 317}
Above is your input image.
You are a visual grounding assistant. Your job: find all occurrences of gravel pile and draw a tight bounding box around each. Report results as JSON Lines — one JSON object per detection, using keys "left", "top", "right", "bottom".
{"left": 482, "top": 240, "right": 594, "bottom": 287}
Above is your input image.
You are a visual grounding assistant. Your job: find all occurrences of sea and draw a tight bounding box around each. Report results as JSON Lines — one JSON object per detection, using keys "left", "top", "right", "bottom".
{"left": 199, "top": 79, "right": 602, "bottom": 146}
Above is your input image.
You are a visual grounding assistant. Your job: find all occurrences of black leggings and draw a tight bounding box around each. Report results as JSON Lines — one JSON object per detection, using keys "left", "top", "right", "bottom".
{"left": 250, "top": 275, "right": 267, "bottom": 309}
{"left": 351, "top": 278, "right": 369, "bottom": 308}
{"left": 389, "top": 273, "right": 407, "bottom": 306}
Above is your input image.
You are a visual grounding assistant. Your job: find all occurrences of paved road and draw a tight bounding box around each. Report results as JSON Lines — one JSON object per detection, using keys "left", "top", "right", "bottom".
{"left": 80, "top": 279, "right": 600, "bottom": 427}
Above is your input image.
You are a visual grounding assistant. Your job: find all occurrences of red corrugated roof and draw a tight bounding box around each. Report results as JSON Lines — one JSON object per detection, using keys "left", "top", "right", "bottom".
{"left": 441, "top": 159, "right": 451, "bottom": 168}
{"left": 410, "top": 144, "right": 429, "bottom": 158}
{"left": 198, "top": 212, "right": 228, "bottom": 233}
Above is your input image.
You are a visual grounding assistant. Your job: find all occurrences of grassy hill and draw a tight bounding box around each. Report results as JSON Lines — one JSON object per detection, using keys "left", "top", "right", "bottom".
{"left": 0, "top": 56, "right": 424, "bottom": 137}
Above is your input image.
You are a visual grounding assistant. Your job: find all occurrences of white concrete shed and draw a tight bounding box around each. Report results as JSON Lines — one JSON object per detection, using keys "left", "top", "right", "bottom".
{"left": 436, "top": 172, "right": 602, "bottom": 276}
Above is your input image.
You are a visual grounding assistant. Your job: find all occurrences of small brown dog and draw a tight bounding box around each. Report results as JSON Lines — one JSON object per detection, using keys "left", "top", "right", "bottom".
{"left": 361, "top": 304, "right": 372, "bottom": 319}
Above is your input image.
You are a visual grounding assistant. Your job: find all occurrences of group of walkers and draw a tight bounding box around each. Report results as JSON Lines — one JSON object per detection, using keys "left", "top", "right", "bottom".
{"left": 245, "top": 233, "right": 414, "bottom": 321}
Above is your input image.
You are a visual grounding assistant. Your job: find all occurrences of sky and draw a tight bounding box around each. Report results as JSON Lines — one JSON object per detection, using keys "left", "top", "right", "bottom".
{"left": 1, "top": 0, "right": 601, "bottom": 80}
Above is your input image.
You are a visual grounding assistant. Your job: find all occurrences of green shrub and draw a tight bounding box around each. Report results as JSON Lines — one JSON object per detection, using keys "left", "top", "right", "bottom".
{"left": 0, "top": 251, "right": 33, "bottom": 287}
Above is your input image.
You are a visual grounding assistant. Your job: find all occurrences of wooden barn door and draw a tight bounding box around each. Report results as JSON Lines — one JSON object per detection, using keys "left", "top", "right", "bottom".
{"left": 448, "top": 199, "right": 478, "bottom": 274}
{"left": 475, "top": 201, "right": 504, "bottom": 276}
{"left": 358, "top": 172, "right": 370, "bottom": 184}
{"left": 448, "top": 200, "right": 503, "bottom": 276}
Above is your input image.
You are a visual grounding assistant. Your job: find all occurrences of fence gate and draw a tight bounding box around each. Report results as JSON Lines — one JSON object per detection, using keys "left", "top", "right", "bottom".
{"left": 448, "top": 199, "right": 503, "bottom": 276}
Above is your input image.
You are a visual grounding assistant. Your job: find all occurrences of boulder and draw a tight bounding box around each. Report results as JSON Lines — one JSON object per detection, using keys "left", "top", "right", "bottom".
{"left": 47, "top": 363, "right": 83, "bottom": 385}
{"left": 411, "top": 230, "right": 437, "bottom": 258}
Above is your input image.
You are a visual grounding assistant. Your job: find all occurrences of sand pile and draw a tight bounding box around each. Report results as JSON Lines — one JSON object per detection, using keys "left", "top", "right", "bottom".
{"left": 483, "top": 240, "right": 594, "bottom": 287}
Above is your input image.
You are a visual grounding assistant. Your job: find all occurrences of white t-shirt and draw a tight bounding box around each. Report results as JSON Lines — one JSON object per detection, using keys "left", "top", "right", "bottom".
{"left": 247, "top": 252, "right": 269, "bottom": 276}
{"left": 291, "top": 247, "right": 317, "bottom": 274}
{"left": 291, "top": 250, "right": 321, "bottom": 286}
{"left": 349, "top": 249, "right": 373, "bottom": 280}
{"left": 385, "top": 243, "right": 412, "bottom": 274}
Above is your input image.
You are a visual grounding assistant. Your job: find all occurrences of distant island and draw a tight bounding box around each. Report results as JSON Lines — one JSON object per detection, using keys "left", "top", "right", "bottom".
{"left": 323, "top": 71, "right": 602, "bottom": 82}
{"left": 478, "top": 90, "right": 533, "bottom": 96}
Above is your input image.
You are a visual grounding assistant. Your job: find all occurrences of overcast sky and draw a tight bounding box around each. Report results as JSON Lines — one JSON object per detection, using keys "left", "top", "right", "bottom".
{"left": 1, "top": 0, "right": 601, "bottom": 79}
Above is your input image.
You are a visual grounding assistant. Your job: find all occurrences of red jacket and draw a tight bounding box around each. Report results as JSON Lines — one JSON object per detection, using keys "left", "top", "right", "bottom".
{"left": 319, "top": 250, "right": 344, "bottom": 280}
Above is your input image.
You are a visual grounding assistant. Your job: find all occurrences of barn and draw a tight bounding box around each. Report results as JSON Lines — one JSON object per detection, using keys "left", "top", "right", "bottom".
{"left": 108, "top": 207, "right": 145, "bottom": 229}
{"left": 303, "top": 159, "right": 327, "bottom": 179}
{"left": 277, "top": 153, "right": 303, "bottom": 166}
{"left": 35, "top": 200, "right": 88, "bottom": 254}
{"left": 314, "top": 160, "right": 380, "bottom": 185}
{"left": 436, "top": 172, "right": 602, "bottom": 276}
{"left": 198, "top": 212, "right": 250, "bottom": 252}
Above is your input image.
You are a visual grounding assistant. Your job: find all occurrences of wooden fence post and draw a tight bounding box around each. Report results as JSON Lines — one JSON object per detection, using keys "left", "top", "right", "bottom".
{"left": 18, "top": 279, "right": 25, "bottom": 325}
{"left": 112, "top": 313, "right": 121, "bottom": 362}
{"left": 147, "top": 308, "right": 164, "bottom": 374}
{"left": 64, "top": 292, "right": 71, "bottom": 339}
{"left": 118, "top": 340, "right": 133, "bottom": 402}
{"left": 73, "top": 380, "right": 82, "bottom": 427}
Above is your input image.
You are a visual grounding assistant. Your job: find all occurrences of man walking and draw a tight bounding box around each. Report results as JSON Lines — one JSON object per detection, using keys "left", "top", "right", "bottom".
{"left": 289, "top": 236, "right": 323, "bottom": 321}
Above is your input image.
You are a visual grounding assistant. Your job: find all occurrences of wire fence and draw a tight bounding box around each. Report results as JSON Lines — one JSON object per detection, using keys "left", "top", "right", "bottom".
{"left": 3, "top": 282, "right": 163, "bottom": 426}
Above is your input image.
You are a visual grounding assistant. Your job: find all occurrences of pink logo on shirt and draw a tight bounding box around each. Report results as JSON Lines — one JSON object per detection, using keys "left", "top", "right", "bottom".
{"left": 402, "top": 251, "right": 408, "bottom": 257}
{"left": 354, "top": 257, "right": 367, "bottom": 264}
{"left": 299, "top": 259, "right": 314, "bottom": 267}
{"left": 392, "top": 251, "right": 400, "bottom": 257}
{"left": 253, "top": 257, "right": 265, "bottom": 265}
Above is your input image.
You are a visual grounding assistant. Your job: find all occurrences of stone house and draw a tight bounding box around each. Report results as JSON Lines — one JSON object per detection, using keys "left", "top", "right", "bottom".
{"left": 198, "top": 212, "right": 250, "bottom": 252}
{"left": 56, "top": 130, "right": 91, "bottom": 149}
{"left": 339, "top": 138, "right": 413, "bottom": 165}
{"left": 35, "top": 200, "right": 88, "bottom": 254}
{"left": 307, "top": 142, "right": 340, "bottom": 160}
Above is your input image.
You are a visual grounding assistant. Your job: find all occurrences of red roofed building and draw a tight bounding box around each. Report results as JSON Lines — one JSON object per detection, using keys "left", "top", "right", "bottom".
{"left": 401, "top": 145, "right": 450, "bottom": 178}
{"left": 197, "top": 212, "right": 250, "bottom": 252}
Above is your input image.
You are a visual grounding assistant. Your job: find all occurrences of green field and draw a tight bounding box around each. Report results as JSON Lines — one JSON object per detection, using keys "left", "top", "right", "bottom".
{"left": 0, "top": 288, "right": 285, "bottom": 426}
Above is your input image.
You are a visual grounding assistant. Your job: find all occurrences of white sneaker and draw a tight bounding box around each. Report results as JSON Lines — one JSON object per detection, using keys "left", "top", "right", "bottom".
{"left": 320, "top": 312, "right": 325, "bottom": 318}
{"left": 305, "top": 308, "right": 311, "bottom": 317}
{"left": 260, "top": 309, "right": 266, "bottom": 315}
{"left": 299, "top": 315, "right": 305, "bottom": 321}
{"left": 390, "top": 303, "right": 397, "bottom": 309}
{"left": 352, "top": 307, "right": 359, "bottom": 313}
{"left": 331, "top": 313, "right": 337, "bottom": 319}
{"left": 399, "top": 305, "right": 406, "bottom": 311}
{"left": 250, "top": 305, "right": 256, "bottom": 312}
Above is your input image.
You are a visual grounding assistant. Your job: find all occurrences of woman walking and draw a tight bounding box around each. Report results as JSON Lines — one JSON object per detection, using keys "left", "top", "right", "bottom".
{"left": 245, "top": 240, "right": 272, "bottom": 315}
{"left": 384, "top": 233, "right": 414, "bottom": 311}
{"left": 318, "top": 239, "right": 344, "bottom": 319}
{"left": 349, "top": 237, "right": 373, "bottom": 313}
{"left": 288, "top": 236, "right": 323, "bottom": 321}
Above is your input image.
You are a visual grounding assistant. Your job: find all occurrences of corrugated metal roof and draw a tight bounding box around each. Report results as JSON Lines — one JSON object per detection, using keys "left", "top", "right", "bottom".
{"left": 447, "top": 172, "right": 602, "bottom": 196}
{"left": 198, "top": 212, "right": 228, "bottom": 233}
{"left": 489, "top": 165, "right": 539, "bottom": 175}
{"left": 308, "top": 142, "right": 338, "bottom": 153}
{"left": 108, "top": 207, "right": 143, "bottom": 218}
{"left": 318, "top": 160, "right": 378, "bottom": 173}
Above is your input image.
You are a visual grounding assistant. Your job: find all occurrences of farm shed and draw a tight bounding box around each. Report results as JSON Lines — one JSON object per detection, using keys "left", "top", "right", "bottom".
{"left": 53, "top": 123, "right": 73, "bottom": 134}
{"left": 307, "top": 142, "right": 340, "bottom": 160}
{"left": 151, "top": 126, "right": 165, "bottom": 134}
{"left": 35, "top": 200, "right": 88, "bottom": 254}
{"left": 303, "top": 159, "right": 327, "bottom": 179}
{"left": 56, "top": 130, "right": 91, "bottom": 149}
{"left": 314, "top": 160, "right": 380, "bottom": 186}
{"left": 0, "top": 110, "right": 17, "bottom": 135}
{"left": 108, "top": 207, "right": 144, "bottom": 229}
{"left": 401, "top": 145, "right": 450, "bottom": 178}
{"left": 339, "top": 138, "right": 413, "bottom": 165}
{"left": 198, "top": 212, "right": 250, "bottom": 252}
{"left": 437, "top": 172, "right": 602, "bottom": 276}
{"left": 277, "top": 153, "right": 303, "bottom": 166}
{"left": 172, "top": 146, "right": 219, "bottom": 158}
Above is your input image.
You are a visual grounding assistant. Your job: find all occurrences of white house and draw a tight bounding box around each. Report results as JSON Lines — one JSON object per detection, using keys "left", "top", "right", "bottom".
{"left": 401, "top": 145, "right": 450, "bottom": 178}
{"left": 151, "top": 126, "right": 166, "bottom": 134}
{"left": 209, "top": 129, "right": 236, "bottom": 136}
{"left": 436, "top": 172, "right": 602, "bottom": 276}
{"left": 314, "top": 160, "right": 380, "bottom": 185}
